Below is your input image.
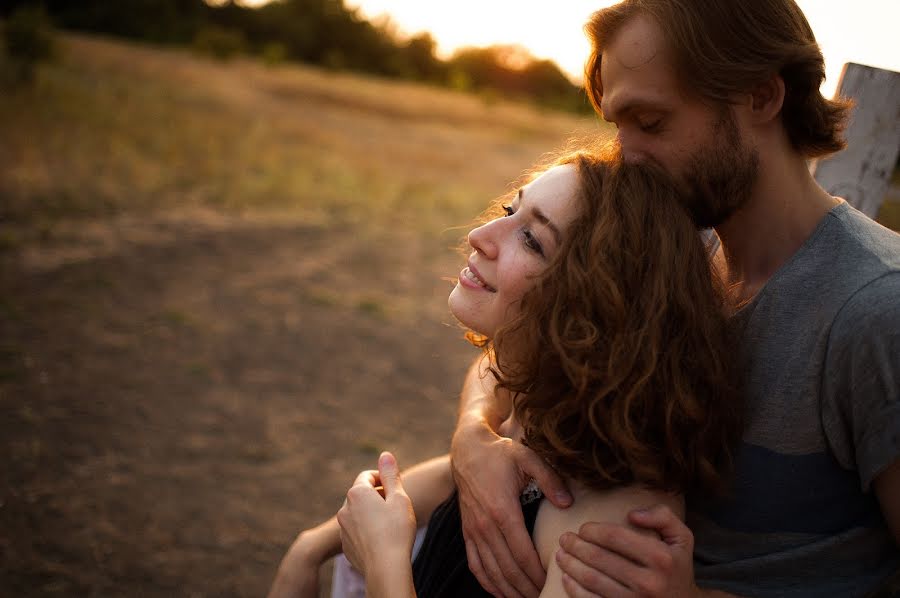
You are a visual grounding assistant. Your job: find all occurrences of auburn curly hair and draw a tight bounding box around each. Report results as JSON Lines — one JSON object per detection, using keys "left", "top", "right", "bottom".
{"left": 488, "top": 150, "right": 741, "bottom": 496}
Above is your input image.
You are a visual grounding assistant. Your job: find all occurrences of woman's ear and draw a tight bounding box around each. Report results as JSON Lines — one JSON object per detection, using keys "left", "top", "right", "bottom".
{"left": 749, "top": 74, "right": 786, "bottom": 124}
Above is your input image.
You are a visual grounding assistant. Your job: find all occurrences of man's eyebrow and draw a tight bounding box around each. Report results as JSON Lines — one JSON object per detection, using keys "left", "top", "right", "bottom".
{"left": 603, "top": 97, "right": 667, "bottom": 121}
{"left": 519, "top": 188, "right": 561, "bottom": 245}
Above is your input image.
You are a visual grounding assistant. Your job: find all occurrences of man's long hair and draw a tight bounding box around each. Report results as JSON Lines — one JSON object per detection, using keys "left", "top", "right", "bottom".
{"left": 585, "top": 0, "right": 852, "bottom": 159}
{"left": 489, "top": 151, "right": 741, "bottom": 496}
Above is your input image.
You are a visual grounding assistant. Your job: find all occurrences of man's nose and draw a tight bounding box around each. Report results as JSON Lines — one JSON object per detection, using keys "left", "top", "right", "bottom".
{"left": 615, "top": 133, "right": 645, "bottom": 164}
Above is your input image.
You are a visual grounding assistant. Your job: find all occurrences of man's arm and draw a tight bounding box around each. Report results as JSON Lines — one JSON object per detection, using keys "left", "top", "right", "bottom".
{"left": 451, "top": 354, "right": 573, "bottom": 597}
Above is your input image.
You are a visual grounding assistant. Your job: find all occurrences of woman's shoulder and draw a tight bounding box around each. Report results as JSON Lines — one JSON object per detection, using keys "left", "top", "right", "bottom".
{"left": 532, "top": 482, "right": 684, "bottom": 570}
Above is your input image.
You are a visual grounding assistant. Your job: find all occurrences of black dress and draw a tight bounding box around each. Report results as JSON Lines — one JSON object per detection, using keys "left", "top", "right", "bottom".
{"left": 411, "top": 487, "right": 544, "bottom": 598}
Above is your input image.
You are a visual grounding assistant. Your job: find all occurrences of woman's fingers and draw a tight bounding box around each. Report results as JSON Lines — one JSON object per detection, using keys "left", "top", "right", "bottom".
{"left": 377, "top": 452, "right": 403, "bottom": 497}
{"left": 351, "top": 469, "right": 379, "bottom": 489}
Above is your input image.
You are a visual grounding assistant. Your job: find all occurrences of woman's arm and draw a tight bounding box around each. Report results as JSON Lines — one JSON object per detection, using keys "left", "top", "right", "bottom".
{"left": 400, "top": 453, "right": 454, "bottom": 523}
{"left": 267, "top": 454, "right": 453, "bottom": 598}
{"left": 532, "top": 483, "right": 684, "bottom": 597}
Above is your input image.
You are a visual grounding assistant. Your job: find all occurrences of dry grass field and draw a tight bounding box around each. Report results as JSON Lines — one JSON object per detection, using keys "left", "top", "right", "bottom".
{"left": 0, "top": 33, "right": 603, "bottom": 597}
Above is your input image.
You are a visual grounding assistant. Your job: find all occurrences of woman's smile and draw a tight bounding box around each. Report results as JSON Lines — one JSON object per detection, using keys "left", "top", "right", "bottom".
{"left": 459, "top": 264, "right": 496, "bottom": 292}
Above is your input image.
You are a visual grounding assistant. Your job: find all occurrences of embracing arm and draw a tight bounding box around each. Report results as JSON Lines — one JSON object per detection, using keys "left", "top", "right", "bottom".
{"left": 451, "top": 354, "right": 573, "bottom": 597}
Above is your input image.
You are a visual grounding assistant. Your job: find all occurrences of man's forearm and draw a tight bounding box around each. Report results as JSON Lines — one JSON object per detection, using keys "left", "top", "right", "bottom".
{"left": 456, "top": 353, "right": 509, "bottom": 432}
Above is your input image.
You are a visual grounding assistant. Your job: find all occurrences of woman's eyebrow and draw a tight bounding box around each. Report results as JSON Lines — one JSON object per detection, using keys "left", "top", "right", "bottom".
{"left": 519, "top": 188, "right": 561, "bottom": 245}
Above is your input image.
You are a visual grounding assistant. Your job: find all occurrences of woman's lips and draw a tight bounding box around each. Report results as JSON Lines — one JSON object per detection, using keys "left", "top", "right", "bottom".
{"left": 459, "top": 265, "right": 496, "bottom": 292}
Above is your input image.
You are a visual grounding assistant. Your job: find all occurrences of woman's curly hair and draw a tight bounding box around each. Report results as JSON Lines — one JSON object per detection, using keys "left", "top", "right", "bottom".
{"left": 489, "top": 150, "right": 741, "bottom": 496}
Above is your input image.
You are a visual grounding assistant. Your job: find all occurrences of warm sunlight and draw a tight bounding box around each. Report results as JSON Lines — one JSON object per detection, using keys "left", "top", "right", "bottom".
{"left": 344, "top": 0, "right": 900, "bottom": 97}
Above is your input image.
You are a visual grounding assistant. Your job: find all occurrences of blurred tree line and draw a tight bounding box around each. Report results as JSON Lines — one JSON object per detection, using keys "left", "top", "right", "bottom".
{"left": 0, "top": 0, "right": 591, "bottom": 113}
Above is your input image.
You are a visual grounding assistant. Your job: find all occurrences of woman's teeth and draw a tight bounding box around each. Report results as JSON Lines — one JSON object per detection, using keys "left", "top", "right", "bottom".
{"left": 465, "top": 268, "right": 493, "bottom": 291}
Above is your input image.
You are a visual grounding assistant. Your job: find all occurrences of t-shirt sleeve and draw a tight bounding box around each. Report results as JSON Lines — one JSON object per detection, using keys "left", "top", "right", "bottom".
{"left": 822, "top": 272, "right": 900, "bottom": 491}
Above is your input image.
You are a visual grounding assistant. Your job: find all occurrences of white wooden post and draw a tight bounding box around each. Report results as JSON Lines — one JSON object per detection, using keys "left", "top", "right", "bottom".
{"left": 811, "top": 63, "right": 900, "bottom": 219}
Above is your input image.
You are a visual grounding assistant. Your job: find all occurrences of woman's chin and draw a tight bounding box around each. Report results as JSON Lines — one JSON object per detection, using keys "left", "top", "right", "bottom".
{"left": 448, "top": 288, "right": 491, "bottom": 338}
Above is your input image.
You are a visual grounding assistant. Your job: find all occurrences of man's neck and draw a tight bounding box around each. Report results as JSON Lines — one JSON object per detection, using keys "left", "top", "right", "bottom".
{"left": 714, "top": 152, "right": 840, "bottom": 305}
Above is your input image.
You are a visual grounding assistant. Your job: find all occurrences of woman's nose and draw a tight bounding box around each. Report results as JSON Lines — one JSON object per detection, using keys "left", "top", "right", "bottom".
{"left": 467, "top": 219, "right": 500, "bottom": 259}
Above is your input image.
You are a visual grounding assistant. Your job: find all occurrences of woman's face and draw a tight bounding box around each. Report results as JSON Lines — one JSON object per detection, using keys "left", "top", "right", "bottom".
{"left": 449, "top": 164, "right": 581, "bottom": 338}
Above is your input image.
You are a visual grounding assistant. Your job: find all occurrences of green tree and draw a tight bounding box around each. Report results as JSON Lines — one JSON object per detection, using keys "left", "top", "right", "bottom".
{"left": 2, "top": 5, "right": 57, "bottom": 85}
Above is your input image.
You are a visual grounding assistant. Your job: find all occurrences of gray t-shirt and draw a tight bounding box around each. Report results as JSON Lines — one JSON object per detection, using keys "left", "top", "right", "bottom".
{"left": 690, "top": 202, "right": 900, "bottom": 597}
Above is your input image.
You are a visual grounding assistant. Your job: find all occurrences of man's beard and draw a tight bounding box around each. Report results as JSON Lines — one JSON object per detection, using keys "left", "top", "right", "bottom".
{"left": 679, "top": 108, "right": 760, "bottom": 229}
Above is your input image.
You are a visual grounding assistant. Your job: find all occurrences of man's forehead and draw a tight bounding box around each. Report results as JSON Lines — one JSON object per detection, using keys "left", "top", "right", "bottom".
{"left": 606, "top": 14, "right": 667, "bottom": 70}
{"left": 599, "top": 14, "right": 679, "bottom": 113}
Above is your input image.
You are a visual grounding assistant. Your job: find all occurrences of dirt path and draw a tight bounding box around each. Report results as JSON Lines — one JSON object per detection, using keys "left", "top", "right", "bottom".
{"left": 0, "top": 210, "right": 477, "bottom": 596}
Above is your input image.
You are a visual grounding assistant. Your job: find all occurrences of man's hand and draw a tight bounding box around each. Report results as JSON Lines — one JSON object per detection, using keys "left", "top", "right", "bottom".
{"left": 555, "top": 504, "right": 705, "bottom": 598}
{"left": 451, "top": 419, "right": 572, "bottom": 598}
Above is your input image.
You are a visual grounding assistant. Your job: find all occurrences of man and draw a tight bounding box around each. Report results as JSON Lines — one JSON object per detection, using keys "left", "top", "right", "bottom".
{"left": 450, "top": 1, "right": 900, "bottom": 596}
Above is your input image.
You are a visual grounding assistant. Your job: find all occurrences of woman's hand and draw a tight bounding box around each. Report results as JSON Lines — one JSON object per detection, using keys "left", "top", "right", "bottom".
{"left": 337, "top": 452, "right": 417, "bottom": 598}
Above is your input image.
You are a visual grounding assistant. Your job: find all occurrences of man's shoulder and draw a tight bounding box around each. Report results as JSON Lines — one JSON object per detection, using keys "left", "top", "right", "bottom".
{"left": 826, "top": 202, "right": 900, "bottom": 271}
{"left": 829, "top": 272, "right": 900, "bottom": 345}
{"left": 776, "top": 202, "right": 900, "bottom": 311}
{"left": 822, "top": 203, "right": 900, "bottom": 330}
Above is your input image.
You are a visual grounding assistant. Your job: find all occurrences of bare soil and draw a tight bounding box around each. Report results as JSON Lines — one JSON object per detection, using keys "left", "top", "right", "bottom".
{"left": 0, "top": 208, "right": 478, "bottom": 597}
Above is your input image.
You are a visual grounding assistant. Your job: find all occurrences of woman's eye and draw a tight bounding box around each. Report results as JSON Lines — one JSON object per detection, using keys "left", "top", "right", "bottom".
{"left": 523, "top": 230, "right": 544, "bottom": 256}
{"left": 502, "top": 204, "right": 514, "bottom": 217}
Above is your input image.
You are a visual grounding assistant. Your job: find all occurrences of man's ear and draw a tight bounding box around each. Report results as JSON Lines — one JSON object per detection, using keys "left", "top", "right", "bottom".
{"left": 749, "top": 74, "right": 786, "bottom": 124}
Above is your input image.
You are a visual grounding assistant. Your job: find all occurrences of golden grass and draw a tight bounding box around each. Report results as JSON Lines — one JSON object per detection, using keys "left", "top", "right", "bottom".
{"left": 0, "top": 33, "right": 606, "bottom": 244}
{"left": 1, "top": 31, "right": 894, "bottom": 243}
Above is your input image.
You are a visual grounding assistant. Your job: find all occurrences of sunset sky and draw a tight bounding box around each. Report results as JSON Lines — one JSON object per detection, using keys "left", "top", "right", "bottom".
{"left": 232, "top": 0, "right": 900, "bottom": 97}
{"left": 339, "top": 0, "right": 900, "bottom": 98}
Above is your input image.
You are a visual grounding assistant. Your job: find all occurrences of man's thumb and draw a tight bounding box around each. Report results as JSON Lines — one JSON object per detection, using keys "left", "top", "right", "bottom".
{"left": 378, "top": 451, "right": 403, "bottom": 496}
{"left": 519, "top": 447, "right": 572, "bottom": 508}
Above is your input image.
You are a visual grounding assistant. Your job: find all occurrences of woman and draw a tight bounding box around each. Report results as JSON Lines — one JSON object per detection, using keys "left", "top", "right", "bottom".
{"left": 269, "top": 149, "right": 739, "bottom": 598}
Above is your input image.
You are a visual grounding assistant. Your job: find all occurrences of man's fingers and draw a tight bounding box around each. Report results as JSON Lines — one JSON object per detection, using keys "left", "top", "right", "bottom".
{"left": 476, "top": 537, "right": 526, "bottom": 598}
{"left": 555, "top": 531, "right": 646, "bottom": 591}
{"left": 560, "top": 571, "right": 603, "bottom": 598}
{"left": 464, "top": 530, "right": 501, "bottom": 597}
{"left": 628, "top": 504, "right": 691, "bottom": 546}
{"left": 377, "top": 451, "right": 403, "bottom": 497}
{"left": 499, "top": 513, "right": 546, "bottom": 593}
{"left": 567, "top": 523, "right": 667, "bottom": 570}
{"left": 555, "top": 545, "right": 630, "bottom": 598}
{"left": 484, "top": 528, "right": 541, "bottom": 597}
{"left": 516, "top": 447, "right": 572, "bottom": 508}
